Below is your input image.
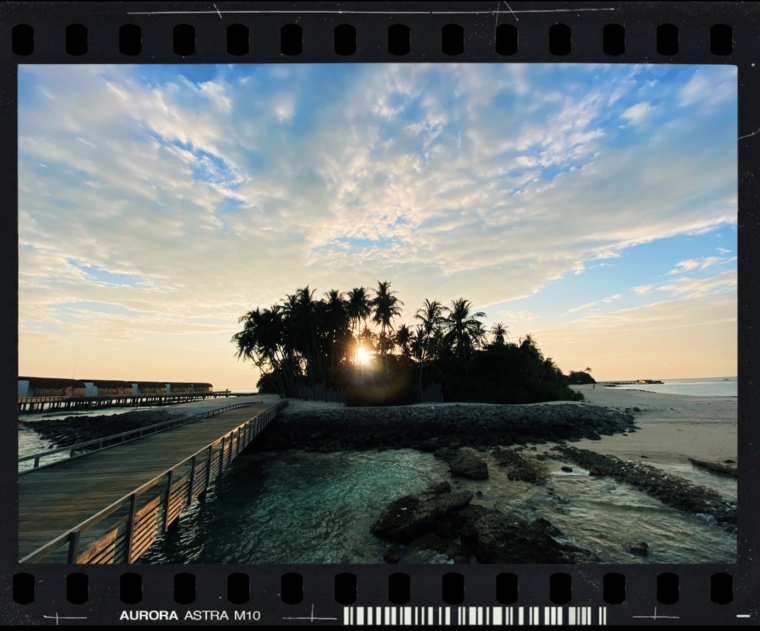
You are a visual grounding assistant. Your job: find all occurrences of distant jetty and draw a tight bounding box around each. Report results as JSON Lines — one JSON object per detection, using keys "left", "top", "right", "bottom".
{"left": 597, "top": 380, "right": 664, "bottom": 386}
{"left": 17, "top": 376, "right": 230, "bottom": 414}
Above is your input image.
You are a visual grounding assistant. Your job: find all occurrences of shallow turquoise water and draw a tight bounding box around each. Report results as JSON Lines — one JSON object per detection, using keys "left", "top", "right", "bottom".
{"left": 138, "top": 448, "right": 736, "bottom": 565}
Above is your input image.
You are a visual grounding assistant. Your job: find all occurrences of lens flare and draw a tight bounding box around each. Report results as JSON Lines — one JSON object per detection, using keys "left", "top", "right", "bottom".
{"left": 357, "top": 347, "right": 370, "bottom": 366}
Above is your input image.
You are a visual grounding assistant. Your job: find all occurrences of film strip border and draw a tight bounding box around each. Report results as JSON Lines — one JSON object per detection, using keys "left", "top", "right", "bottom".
{"left": 10, "top": 568, "right": 742, "bottom": 617}
{"left": 1, "top": 0, "right": 745, "bottom": 64}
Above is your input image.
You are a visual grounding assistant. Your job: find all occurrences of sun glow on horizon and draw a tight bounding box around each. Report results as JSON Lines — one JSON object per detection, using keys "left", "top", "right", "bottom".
{"left": 356, "top": 347, "right": 370, "bottom": 366}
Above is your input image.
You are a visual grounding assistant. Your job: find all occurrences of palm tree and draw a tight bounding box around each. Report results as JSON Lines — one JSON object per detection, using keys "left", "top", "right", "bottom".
{"left": 394, "top": 324, "right": 413, "bottom": 358}
{"left": 518, "top": 333, "right": 544, "bottom": 380}
{"left": 443, "top": 298, "right": 486, "bottom": 365}
{"left": 282, "top": 286, "right": 323, "bottom": 386}
{"left": 371, "top": 281, "right": 404, "bottom": 371}
{"left": 346, "top": 287, "right": 372, "bottom": 337}
{"left": 323, "top": 289, "right": 348, "bottom": 384}
{"left": 414, "top": 299, "right": 445, "bottom": 390}
{"left": 585, "top": 366, "right": 593, "bottom": 374}
{"left": 490, "top": 322, "right": 509, "bottom": 346}
{"left": 232, "top": 304, "right": 294, "bottom": 397}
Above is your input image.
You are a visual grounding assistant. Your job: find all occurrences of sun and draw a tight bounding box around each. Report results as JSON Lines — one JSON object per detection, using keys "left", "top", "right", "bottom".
{"left": 356, "top": 347, "right": 370, "bottom": 366}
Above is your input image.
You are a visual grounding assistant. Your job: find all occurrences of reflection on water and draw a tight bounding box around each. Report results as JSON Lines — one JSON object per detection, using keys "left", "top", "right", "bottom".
{"left": 138, "top": 449, "right": 736, "bottom": 565}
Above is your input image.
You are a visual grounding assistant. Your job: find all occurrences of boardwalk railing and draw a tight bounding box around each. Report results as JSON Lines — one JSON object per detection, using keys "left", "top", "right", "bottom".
{"left": 19, "top": 400, "right": 288, "bottom": 564}
{"left": 19, "top": 399, "right": 270, "bottom": 474}
{"left": 18, "top": 390, "right": 235, "bottom": 414}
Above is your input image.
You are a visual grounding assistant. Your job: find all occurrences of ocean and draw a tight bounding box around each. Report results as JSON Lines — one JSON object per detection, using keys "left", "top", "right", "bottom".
{"left": 137, "top": 448, "right": 736, "bottom": 565}
{"left": 606, "top": 377, "right": 737, "bottom": 397}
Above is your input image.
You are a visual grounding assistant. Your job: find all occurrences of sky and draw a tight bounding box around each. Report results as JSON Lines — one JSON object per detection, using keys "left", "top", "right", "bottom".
{"left": 18, "top": 63, "right": 737, "bottom": 387}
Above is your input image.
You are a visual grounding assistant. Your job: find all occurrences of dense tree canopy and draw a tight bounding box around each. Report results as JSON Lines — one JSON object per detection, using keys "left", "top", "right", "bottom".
{"left": 232, "top": 281, "right": 594, "bottom": 404}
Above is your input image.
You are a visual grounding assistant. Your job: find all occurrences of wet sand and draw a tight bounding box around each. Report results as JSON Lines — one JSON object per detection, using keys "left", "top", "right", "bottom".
{"left": 568, "top": 385, "right": 737, "bottom": 465}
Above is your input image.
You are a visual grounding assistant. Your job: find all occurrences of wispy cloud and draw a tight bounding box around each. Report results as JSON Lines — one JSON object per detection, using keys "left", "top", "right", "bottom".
{"left": 621, "top": 101, "right": 654, "bottom": 124}
{"left": 632, "top": 285, "right": 654, "bottom": 295}
{"left": 497, "top": 310, "right": 539, "bottom": 323}
{"left": 658, "top": 269, "right": 737, "bottom": 298}
{"left": 666, "top": 256, "right": 724, "bottom": 275}
{"left": 566, "top": 301, "right": 597, "bottom": 314}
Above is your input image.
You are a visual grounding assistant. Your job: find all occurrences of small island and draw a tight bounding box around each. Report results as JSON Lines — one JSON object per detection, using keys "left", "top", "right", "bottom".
{"left": 231, "top": 281, "right": 595, "bottom": 408}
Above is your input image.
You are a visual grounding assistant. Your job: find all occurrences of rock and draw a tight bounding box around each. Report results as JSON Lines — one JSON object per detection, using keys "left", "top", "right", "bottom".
{"left": 449, "top": 450, "right": 489, "bottom": 480}
{"left": 417, "top": 437, "right": 439, "bottom": 452}
{"left": 724, "top": 459, "right": 735, "bottom": 464}
{"left": 370, "top": 490, "right": 474, "bottom": 543}
{"left": 555, "top": 446, "right": 737, "bottom": 532}
{"left": 492, "top": 447, "right": 548, "bottom": 485}
{"left": 383, "top": 548, "right": 403, "bottom": 563}
{"left": 434, "top": 447, "right": 458, "bottom": 462}
{"left": 640, "top": 455, "right": 649, "bottom": 459}
{"left": 399, "top": 533, "right": 469, "bottom": 564}
{"left": 629, "top": 542, "right": 649, "bottom": 556}
{"left": 689, "top": 458, "right": 738, "bottom": 478}
{"left": 449, "top": 441, "right": 461, "bottom": 449}
{"left": 428, "top": 481, "right": 452, "bottom": 495}
{"left": 472, "top": 511, "right": 577, "bottom": 564}
{"left": 476, "top": 490, "right": 483, "bottom": 498}
{"left": 530, "top": 517, "right": 563, "bottom": 538}
{"left": 561, "top": 466, "right": 573, "bottom": 473}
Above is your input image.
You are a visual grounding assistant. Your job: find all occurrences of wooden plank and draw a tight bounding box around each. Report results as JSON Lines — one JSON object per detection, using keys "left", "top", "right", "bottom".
{"left": 18, "top": 403, "right": 280, "bottom": 561}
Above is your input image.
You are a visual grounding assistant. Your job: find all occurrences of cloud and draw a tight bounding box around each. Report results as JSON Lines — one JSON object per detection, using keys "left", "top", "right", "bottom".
{"left": 679, "top": 69, "right": 737, "bottom": 108}
{"left": 632, "top": 285, "right": 654, "bottom": 295}
{"left": 497, "top": 310, "right": 539, "bottom": 322}
{"left": 666, "top": 256, "right": 724, "bottom": 275}
{"left": 658, "top": 269, "right": 737, "bottom": 298}
{"left": 566, "top": 301, "right": 597, "bottom": 314}
{"left": 621, "top": 101, "right": 654, "bottom": 124}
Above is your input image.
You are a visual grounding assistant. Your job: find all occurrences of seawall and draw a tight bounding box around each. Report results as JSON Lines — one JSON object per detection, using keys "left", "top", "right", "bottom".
{"left": 252, "top": 402, "right": 636, "bottom": 452}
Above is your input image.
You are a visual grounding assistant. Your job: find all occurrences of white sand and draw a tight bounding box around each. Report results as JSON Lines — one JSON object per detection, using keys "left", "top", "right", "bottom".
{"left": 567, "top": 385, "right": 737, "bottom": 465}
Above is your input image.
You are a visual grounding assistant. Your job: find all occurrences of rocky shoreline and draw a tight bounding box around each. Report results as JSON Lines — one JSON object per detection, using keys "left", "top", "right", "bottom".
{"left": 253, "top": 402, "right": 637, "bottom": 452}
{"left": 20, "top": 410, "right": 188, "bottom": 449}
{"left": 370, "top": 480, "right": 598, "bottom": 564}
{"left": 553, "top": 446, "right": 737, "bottom": 532}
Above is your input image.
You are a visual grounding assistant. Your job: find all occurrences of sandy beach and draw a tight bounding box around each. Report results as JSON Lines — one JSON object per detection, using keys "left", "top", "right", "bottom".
{"left": 567, "top": 385, "right": 737, "bottom": 465}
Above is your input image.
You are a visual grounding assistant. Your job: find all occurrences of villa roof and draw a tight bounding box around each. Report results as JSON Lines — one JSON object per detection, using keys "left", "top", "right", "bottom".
{"left": 19, "top": 377, "right": 86, "bottom": 388}
{"left": 82, "top": 380, "right": 133, "bottom": 388}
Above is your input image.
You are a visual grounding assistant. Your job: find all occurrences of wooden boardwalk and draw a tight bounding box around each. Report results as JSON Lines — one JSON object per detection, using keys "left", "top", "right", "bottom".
{"left": 19, "top": 403, "right": 282, "bottom": 563}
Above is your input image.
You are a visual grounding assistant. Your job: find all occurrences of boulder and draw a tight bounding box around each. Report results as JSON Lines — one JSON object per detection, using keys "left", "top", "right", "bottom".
{"left": 398, "top": 533, "right": 469, "bottom": 564}
{"left": 629, "top": 542, "right": 649, "bottom": 556}
{"left": 428, "top": 481, "right": 452, "bottom": 495}
{"left": 370, "top": 490, "right": 474, "bottom": 543}
{"left": 449, "top": 450, "right": 489, "bottom": 480}
{"left": 472, "top": 511, "right": 576, "bottom": 564}
{"left": 561, "top": 466, "right": 573, "bottom": 473}
{"left": 530, "top": 517, "right": 563, "bottom": 538}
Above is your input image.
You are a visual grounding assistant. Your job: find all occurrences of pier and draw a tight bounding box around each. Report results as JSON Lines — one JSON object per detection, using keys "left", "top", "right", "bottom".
{"left": 17, "top": 390, "right": 234, "bottom": 415}
{"left": 597, "top": 380, "right": 664, "bottom": 386}
{"left": 18, "top": 399, "right": 288, "bottom": 564}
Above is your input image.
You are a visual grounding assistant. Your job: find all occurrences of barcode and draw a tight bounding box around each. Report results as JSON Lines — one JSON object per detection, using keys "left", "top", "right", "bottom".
{"left": 343, "top": 606, "right": 608, "bottom": 625}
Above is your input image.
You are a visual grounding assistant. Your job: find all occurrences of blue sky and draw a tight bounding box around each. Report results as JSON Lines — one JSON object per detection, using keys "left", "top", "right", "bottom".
{"left": 18, "top": 64, "right": 737, "bottom": 385}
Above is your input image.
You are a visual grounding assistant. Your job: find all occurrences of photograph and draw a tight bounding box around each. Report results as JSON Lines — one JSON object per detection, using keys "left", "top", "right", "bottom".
{"left": 17, "top": 62, "right": 737, "bottom": 565}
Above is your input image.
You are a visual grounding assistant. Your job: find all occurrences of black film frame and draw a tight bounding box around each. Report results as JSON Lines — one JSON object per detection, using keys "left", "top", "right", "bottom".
{"left": 0, "top": 0, "right": 758, "bottom": 626}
